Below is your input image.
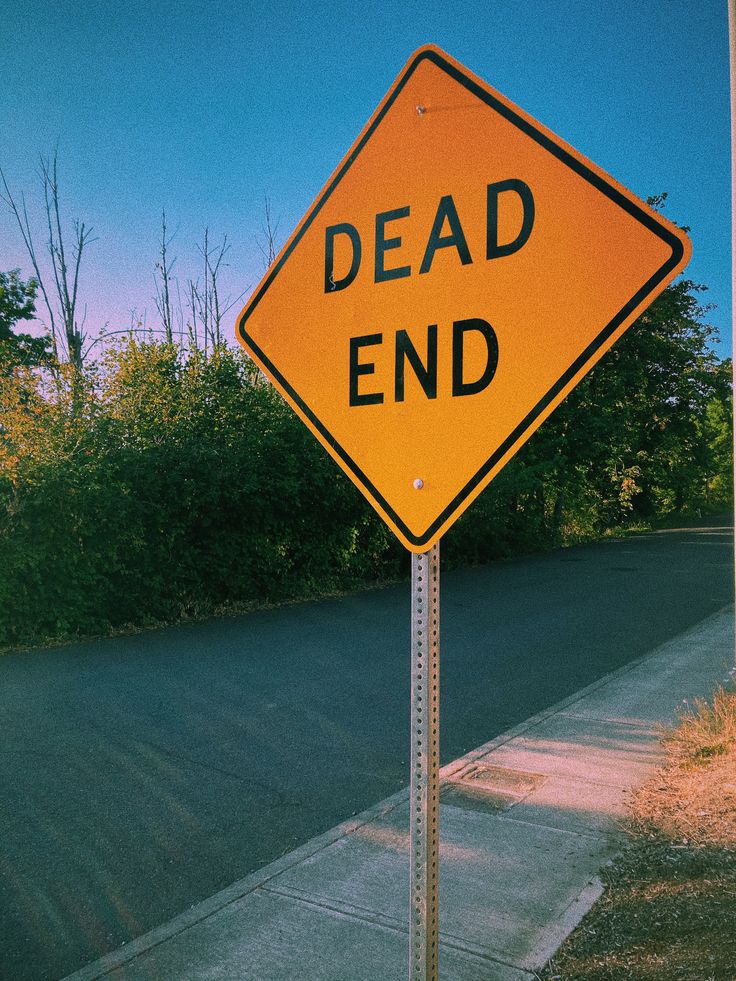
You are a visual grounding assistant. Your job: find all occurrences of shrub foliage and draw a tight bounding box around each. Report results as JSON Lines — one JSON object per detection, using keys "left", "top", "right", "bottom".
{"left": 0, "top": 277, "right": 732, "bottom": 647}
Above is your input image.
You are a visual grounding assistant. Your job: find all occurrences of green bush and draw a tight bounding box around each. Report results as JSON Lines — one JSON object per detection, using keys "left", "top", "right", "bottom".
{"left": 0, "top": 272, "right": 732, "bottom": 648}
{"left": 0, "top": 342, "right": 405, "bottom": 644}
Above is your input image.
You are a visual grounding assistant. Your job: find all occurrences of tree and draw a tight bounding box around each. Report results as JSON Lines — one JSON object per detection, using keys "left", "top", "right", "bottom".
{"left": 0, "top": 269, "right": 49, "bottom": 366}
{"left": 1, "top": 153, "right": 95, "bottom": 370}
{"left": 527, "top": 276, "right": 730, "bottom": 530}
{"left": 153, "top": 211, "right": 177, "bottom": 344}
{"left": 256, "top": 195, "right": 280, "bottom": 271}
{"left": 186, "top": 227, "right": 246, "bottom": 354}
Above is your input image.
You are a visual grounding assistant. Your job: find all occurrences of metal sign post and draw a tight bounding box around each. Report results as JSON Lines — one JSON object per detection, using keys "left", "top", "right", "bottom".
{"left": 409, "top": 542, "right": 440, "bottom": 980}
{"left": 728, "top": 0, "right": 736, "bottom": 649}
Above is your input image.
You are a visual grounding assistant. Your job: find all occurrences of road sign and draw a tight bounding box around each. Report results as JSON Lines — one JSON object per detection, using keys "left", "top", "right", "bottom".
{"left": 235, "top": 44, "right": 691, "bottom": 553}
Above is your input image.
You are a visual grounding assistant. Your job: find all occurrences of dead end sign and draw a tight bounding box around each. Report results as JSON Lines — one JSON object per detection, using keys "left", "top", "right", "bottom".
{"left": 235, "top": 44, "right": 691, "bottom": 553}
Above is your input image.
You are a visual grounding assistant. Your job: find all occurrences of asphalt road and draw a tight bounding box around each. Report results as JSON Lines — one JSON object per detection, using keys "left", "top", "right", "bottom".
{"left": 0, "top": 517, "right": 732, "bottom": 980}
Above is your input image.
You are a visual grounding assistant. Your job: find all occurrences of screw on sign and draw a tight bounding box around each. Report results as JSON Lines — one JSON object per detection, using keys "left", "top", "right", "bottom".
{"left": 235, "top": 44, "right": 690, "bottom": 981}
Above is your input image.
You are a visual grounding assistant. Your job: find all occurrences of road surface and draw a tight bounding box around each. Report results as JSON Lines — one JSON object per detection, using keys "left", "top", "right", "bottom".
{"left": 0, "top": 518, "right": 732, "bottom": 980}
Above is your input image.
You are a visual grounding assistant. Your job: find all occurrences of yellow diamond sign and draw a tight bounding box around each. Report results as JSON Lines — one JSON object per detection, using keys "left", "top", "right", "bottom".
{"left": 235, "top": 45, "right": 691, "bottom": 553}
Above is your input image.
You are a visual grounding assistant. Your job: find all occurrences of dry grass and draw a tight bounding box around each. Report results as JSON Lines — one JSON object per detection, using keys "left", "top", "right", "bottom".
{"left": 668, "top": 688, "right": 736, "bottom": 770}
{"left": 539, "top": 687, "right": 736, "bottom": 981}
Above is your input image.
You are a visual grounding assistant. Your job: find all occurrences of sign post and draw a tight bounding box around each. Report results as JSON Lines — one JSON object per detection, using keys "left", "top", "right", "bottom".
{"left": 728, "top": 0, "right": 736, "bottom": 639}
{"left": 409, "top": 544, "right": 440, "bottom": 980}
{"left": 235, "top": 44, "right": 691, "bottom": 981}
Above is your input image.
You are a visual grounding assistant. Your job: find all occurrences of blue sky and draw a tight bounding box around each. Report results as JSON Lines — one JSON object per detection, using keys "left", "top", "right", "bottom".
{"left": 1, "top": 0, "right": 731, "bottom": 356}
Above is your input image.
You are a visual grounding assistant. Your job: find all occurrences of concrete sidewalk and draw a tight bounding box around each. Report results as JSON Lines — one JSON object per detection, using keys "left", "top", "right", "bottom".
{"left": 67, "top": 607, "right": 734, "bottom": 981}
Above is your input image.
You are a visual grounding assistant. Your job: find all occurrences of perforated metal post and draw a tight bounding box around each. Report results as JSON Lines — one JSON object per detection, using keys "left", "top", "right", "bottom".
{"left": 409, "top": 542, "right": 440, "bottom": 981}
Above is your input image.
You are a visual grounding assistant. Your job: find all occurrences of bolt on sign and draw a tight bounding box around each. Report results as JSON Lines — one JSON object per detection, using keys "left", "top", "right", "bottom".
{"left": 235, "top": 45, "right": 690, "bottom": 552}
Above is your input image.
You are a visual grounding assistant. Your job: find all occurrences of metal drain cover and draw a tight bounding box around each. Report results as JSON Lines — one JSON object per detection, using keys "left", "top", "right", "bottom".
{"left": 459, "top": 764, "right": 546, "bottom": 796}
{"left": 440, "top": 764, "right": 546, "bottom": 814}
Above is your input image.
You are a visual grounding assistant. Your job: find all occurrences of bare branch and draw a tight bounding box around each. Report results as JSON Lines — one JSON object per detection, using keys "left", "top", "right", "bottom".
{"left": 256, "top": 195, "right": 280, "bottom": 271}
{"left": 153, "top": 211, "right": 178, "bottom": 343}
{"left": 186, "top": 279, "right": 200, "bottom": 352}
{"left": 0, "top": 167, "right": 60, "bottom": 358}
{"left": 40, "top": 156, "right": 69, "bottom": 337}
{"left": 219, "top": 286, "right": 249, "bottom": 319}
{"left": 70, "top": 217, "right": 95, "bottom": 338}
{"left": 174, "top": 276, "right": 185, "bottom": 337}
{"left": 12, "top": 151, "right": 97, "bottom": 371}
{"left": 83, "top": 325, "right": 176, "bottom": 359}
{"left": 195, "top": 227, "right": 241, "bottom": 349}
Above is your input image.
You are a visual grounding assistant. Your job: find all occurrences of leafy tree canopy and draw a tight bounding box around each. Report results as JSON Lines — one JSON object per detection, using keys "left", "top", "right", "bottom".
{"left": 0, "top": 269, "right": 50, "bottom": 367}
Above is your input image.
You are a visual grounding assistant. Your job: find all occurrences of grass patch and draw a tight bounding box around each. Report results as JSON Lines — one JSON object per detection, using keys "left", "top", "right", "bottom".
{"left": 539, "top": 687, "right": 736, "bottom": 981}
{"left": 668, "top": 688, "right": 736, "bottom": 768}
